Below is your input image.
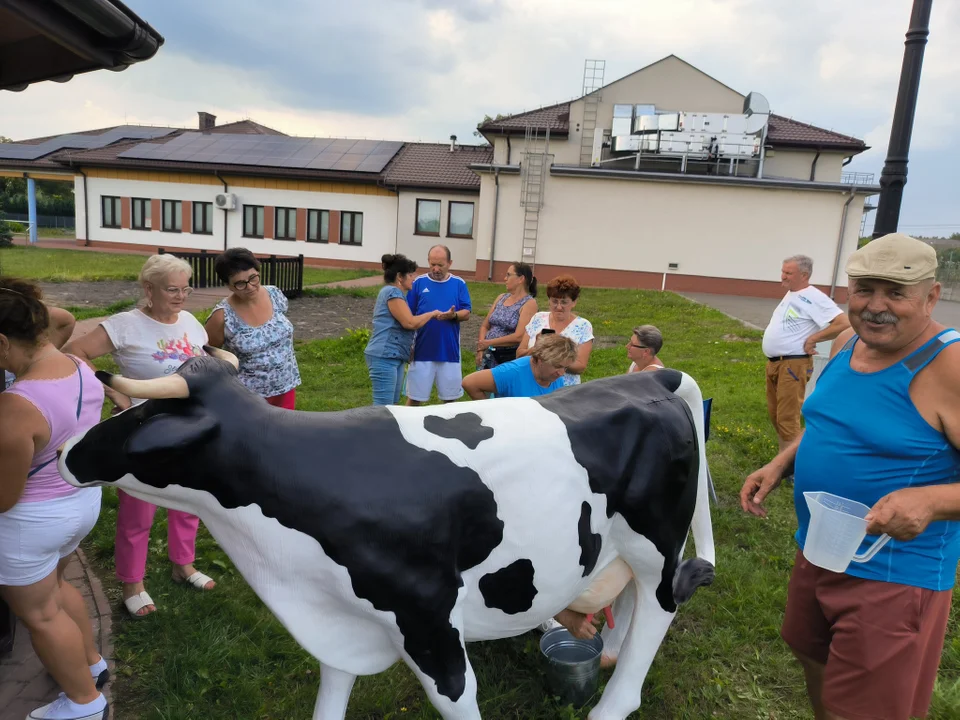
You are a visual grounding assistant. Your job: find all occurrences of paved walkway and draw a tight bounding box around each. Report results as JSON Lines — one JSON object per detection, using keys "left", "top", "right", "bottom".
{"left": 0, "top": 550, "right": 114, "bottom": 720}
{"left": 680, "top": 292, "right": 960, "bottom": 331}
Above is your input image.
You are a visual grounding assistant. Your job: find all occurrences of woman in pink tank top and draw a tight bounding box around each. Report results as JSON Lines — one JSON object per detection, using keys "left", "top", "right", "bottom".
{"left": 0, "top": 278, "right": 110, "bottom": 720}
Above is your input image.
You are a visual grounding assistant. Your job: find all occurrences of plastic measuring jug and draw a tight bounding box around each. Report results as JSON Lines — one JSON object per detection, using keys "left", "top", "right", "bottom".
{"left": 803, "top": 492, "right": 891, "bottom": 573}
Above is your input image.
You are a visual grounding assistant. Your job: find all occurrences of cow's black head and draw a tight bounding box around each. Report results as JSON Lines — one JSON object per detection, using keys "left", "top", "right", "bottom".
{"left": 57, "top": 347, "right": 249, "bottom": 501}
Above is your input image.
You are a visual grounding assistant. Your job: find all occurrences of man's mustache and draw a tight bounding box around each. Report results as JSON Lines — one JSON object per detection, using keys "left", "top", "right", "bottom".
{"left": 860, "top": 309, "right": 899, "bottom": 325}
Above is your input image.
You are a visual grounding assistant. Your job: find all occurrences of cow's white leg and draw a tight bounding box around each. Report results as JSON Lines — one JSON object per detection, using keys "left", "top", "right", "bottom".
{"left": 312, "top": 664, "right": 356, "bottom": 720}
{"left": 588, "top": 579, "right": 676, "bottom": 720}
{"left": 599, "top": 577, "right": 637, "bottom": 666}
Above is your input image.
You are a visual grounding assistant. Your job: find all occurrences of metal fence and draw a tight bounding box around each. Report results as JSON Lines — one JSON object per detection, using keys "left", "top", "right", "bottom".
{"left": 940, "top": 263, "right": 960, "bottom": 302}
{"left": 158, "top": 249, "right": 304, "bottom": 298}
{"left": 840, "top": 171, "right": 876, "bottom": 185}
{"left": 2, "top": 212, "right": 75, "bottom": 229}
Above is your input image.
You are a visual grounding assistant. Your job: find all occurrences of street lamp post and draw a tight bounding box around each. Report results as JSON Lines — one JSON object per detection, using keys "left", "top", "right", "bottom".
{"left": 872, "top": 0, "right": 933, "bottom": 239}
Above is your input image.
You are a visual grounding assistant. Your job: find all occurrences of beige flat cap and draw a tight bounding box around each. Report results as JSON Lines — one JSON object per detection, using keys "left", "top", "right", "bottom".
{"left": 846, "top": 233, "right": 937, "bottom": 284}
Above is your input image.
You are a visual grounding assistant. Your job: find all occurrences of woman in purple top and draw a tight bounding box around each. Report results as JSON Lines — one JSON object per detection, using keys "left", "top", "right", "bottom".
{"left": 0, "top": 278, "right": 110, "bottom": 720}
{"left": 475, "top": 262, "right": 538, "bottom": 370}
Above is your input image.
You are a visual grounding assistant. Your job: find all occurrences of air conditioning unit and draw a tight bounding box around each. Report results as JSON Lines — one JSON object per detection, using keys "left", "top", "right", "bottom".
{"left": 214, "top": 192, "right": 237, "bottom": 210}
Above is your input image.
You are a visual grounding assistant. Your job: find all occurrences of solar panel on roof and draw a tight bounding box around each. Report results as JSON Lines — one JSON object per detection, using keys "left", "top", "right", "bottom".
{"left": 114, "top": 133, "right": 404, "bottom": 173}
{"left": 0, "top": 126, "right": 176, "bottom": 161}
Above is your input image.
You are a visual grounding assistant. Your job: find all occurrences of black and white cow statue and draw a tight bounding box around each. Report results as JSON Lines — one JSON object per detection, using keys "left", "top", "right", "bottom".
{"left": 57, "top": 347, "right": 716, "bottom": 720}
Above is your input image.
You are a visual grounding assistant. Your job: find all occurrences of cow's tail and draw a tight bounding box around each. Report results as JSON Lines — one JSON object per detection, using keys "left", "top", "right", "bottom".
{"left": 673, "top": 373, "right": 716, "bottom": 605}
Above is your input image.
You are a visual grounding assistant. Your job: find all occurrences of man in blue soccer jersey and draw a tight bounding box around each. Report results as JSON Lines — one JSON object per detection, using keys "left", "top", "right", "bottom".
{"left": 405, "top": 245, "right": 472, "bottom": 405}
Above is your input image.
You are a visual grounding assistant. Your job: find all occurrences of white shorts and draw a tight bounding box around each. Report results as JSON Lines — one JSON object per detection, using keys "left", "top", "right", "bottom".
{"left": 0, "top": 488, "right": 102, "bottom": 587}
{"left": 405, "top": 361, "right": 464, "bottom": 402}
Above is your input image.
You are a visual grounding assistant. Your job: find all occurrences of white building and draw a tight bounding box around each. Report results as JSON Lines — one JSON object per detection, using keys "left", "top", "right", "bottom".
{"left": 0, "top": 55, "right": 877, "bottom": 299}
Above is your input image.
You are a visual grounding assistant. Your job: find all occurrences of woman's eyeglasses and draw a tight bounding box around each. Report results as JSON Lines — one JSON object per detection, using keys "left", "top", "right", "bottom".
{"left": 232, "top": 274, "right": 261, "bottom": 291}
{"left": 162, "top": 286, "right": 193, "bottom": 298}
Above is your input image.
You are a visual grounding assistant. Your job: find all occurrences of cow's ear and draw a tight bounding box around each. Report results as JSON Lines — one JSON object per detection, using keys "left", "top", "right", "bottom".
{"left": 125, "top": 411, "right": 220, "bottom": 458}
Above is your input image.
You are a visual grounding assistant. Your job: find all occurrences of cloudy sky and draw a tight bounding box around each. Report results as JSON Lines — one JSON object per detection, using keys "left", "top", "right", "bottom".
{"left": 3, "top": 0, "right": 957, "bottom": 236}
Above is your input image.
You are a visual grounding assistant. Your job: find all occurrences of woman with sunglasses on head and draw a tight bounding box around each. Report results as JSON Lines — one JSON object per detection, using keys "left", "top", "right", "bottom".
{"left": 475, "top": 261, "right": 538, "bottom": 371}
{"left": 64, "top": 254, "right": 216, "bottom": 619}
{"left": 204, "top": 248, "right": 301, "bottom": 410}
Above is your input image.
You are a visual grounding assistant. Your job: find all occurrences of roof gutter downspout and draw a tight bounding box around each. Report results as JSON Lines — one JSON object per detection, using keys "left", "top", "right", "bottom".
{"left": 75, "top": 165, "right": 90, "bottom": 246}
{"left": 809, "top": 148, "right": 822, "bottom": 181}
{"left": 756, "top": 122, "right": 768, "bottom": 179}
{"left": 830, "top": 186, "right": 857, "bottom": 300}
{"left": 487, "top": 168, "right": 500, "bottom": 281}
{"left": 215, "top": 171, "right": 228, "bottom": 251}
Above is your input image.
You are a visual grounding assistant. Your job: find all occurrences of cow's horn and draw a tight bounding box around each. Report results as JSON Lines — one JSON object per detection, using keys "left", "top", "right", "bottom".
{"left": 203, "top": 345, "right": 239, "bottom": 370}
{"left": 102, "top": 373, "right": 190, "bottom": 400}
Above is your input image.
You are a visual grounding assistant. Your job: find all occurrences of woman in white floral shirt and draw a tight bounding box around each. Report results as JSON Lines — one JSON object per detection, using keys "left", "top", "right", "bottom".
{"left": 205, "top": 248, "right": 301, "bottom": 408}
{"left": 517, "top": 274, "right": 594, "bottom": 387}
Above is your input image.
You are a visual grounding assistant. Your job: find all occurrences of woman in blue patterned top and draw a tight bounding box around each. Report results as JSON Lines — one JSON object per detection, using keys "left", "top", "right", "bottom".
{"left": 475, "top": 261, "right": 538, "bottom": 371}
{"left": 365, "top": 254, "right": 441, "bottom": 405}
{"left": 205, "top": 248, "right": 301, "bottom": 409}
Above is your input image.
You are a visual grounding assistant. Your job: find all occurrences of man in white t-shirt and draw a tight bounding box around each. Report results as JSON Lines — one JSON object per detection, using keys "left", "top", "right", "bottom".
{"left": 762, "top": 254, "right": 849, "bottom": 449}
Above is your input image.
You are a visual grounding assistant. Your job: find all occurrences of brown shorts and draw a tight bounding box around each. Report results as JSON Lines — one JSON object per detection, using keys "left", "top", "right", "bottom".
{"left": 781, "top": 551, "right": 952, "bottom": 720}
{"left": 765, "top": 357, "right": 813, "bottom": 442}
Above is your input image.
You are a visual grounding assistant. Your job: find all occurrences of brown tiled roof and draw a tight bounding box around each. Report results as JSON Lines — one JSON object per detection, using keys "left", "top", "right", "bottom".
{"left": 479, "top": 103, "right": 570, "bottom": 135}
{"left": 383, "top": 143, "right": 493, "bottom": 190}
{"left": 766, "top": 114, "right": 865, "bottom": 151}
{"left": 478, "top": 103, "right": 865, "bottom": 153}
{"left": 208, "top": 120, "right": 286, "bottom": 136}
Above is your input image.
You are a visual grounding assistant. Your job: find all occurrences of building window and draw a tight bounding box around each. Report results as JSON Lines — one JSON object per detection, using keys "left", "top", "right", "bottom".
{"left": 415, "top": 199, "right": 441, "bottom": 236}
{"left": 193, "top": 202, "right": 213, "bottom": 235}
{"left": 161, "top": 200, "right": 182, "bottom": 233}
{"left": 341, "top": 211, "right": 363, "bottom": 245}
{"left": 101, "top": 196, "right": 121, "bottom": 228}
{"left": 307, "top": 209, "right": 329, "bottom": 243}
{"left": 131, "top": 198, "right": 151, "bottom": 230}
{"left": 275, "top": 207, "right": 297, "bottom": 240}
{"left": 243, "top": 205, "right": 264, "bottom": 238}
{"left": 447, "top": 201, "right": 475, "bottom": 238}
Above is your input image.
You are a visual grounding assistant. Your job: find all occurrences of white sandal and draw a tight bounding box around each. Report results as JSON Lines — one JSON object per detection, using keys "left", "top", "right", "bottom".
{"left": 173, "top": 571, "right": 215, "bottom": 591}
{"left": 122, "top": 591, "right": 156, "bottom": 619}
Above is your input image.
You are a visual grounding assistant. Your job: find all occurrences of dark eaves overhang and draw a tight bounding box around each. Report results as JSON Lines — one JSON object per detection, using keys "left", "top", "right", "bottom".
{"left": 769, "top": 140, "right": 869, "bottom": 155}
{"left": 382, "top": 181, "right": 482, "bottom": 194}
{"left": 0, "top": 0, "right": 164, "bottom": 91}
{"left": 61, "top": 155, "right": 392, "bottom": 188}
{"left": 469, "top": 163, "right": 520, "bottom": 175}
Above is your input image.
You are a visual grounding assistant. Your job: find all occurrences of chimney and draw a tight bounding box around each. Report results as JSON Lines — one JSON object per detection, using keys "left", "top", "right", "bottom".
{"left": 198, "top": 112, "right": 217, "bottom": 131}
{"left": 449, "top": 134, "right": 457, "bottom": 152}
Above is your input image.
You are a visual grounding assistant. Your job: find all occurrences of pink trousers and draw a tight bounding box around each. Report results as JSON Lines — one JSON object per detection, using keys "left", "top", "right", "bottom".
{"left": 114, "top": 489, "right": 200, "bottom": 583}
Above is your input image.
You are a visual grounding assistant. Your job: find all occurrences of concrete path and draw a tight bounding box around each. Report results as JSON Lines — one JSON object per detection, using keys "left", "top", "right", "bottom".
{"left": 0, "top": 550, "right": 115, "bottom": 719}
{"left": 680, "top": 292, "right": 960, "bottom": 331}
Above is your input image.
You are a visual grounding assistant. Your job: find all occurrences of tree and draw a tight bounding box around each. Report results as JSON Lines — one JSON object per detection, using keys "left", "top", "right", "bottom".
{"left": 0, "top": 210, "right": 12, "bottom": 248}
{"left": 473, "top": 114, "right": 507, "bottom": 140}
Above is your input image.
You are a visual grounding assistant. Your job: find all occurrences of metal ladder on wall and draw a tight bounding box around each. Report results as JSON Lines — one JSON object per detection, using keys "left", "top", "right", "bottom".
{"left": 579, "top": 59, "right": 606, "bottom": 167}
{"left": 520, "top": 126, "right": 550, "bottom": 265}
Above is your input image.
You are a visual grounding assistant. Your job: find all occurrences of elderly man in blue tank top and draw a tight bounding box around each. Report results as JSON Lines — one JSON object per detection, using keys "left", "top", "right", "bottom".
{"left": 740, "top": 233, "right": 960, "bottom": 720}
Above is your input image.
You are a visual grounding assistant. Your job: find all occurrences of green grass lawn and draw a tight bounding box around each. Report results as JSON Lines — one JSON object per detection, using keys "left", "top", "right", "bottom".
{"left": 64, "top": 300, "right": 138, "bottom": 321}
{"left": 0, "top": 245, "right": 377, "bottom": 285}
{"left": 79, "top": 285, "right": 959, "bottom": 720}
